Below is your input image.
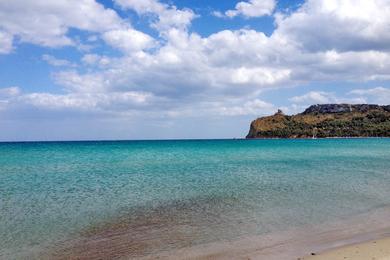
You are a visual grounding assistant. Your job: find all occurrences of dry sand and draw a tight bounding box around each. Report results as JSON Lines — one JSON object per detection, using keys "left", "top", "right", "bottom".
{"left": 302, "top": 237, "right": 390, "bottom": 260}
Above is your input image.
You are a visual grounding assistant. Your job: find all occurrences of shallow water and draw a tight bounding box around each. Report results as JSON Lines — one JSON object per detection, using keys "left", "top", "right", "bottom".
{"left": 0, "top": 139, "right": 390, "bottom": 258}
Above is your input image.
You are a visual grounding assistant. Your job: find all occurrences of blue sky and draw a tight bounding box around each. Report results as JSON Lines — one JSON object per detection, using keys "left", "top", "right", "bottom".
{"left": 0, "top": 0, "right": 389, "bottom": 141}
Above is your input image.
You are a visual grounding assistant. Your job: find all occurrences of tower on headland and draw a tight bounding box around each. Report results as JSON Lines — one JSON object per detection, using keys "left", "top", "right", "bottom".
{"left": 275, "top": 109, "right": 284, "bottom": 115}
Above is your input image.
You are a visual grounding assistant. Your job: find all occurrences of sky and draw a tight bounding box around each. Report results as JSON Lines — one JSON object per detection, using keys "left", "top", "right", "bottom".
{"left": 0, "top": 0, "right": 389, "bottom": 141}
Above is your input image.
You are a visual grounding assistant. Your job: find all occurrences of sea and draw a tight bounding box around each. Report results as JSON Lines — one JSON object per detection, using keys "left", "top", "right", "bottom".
{"left": 1, "top": 139, "right": 390, "bottom": 259}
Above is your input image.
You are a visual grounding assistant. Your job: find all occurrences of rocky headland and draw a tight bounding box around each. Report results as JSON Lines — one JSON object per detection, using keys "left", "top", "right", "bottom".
{"left": 246, "top": 104, "right": 390, "bottom": 138}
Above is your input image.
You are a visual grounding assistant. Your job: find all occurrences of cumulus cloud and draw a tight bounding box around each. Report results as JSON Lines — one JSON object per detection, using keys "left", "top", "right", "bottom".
{"left": 304, "top": 51, "right": 390, "bottom": 81}
{"left": 0, "top": 0, "right": 124, "bottom": 49}
{"left": 0, "top": 87, "right": 21, "bottom": 98}
{"left": 274, "top": 0, "right": 390, "bottom": 52}
{"left": 0, "top": 31, "right": 13, "bottom": 54}
{"left": 53, "top": 71, "right": 109, "bottom": 93}
{"left": 216, "top": 99, "right": 275, "bottom": 116}
{"left": 224, "top": 0, "right": 276, "bottom": 18}
{"left": 290, "top": 91, "right": 334, "bottom": 104}
{"left": 0, "top": 86, "right": 159, "bottom": 116}
{"left": 350, "top": 87, "right": 390, "bottom": 104}
{"left": 81, "top": 54, "right": 111, "bottom": 67}
{"left": 0, "top": 87, "right": 21, "bottom": 111}
{"left": 211, "top": 11, "right": 225, "bottom": 18}
{"left": 50, "top": 28, "right": 292, "bottom": 106}
{"left": 115, "top": 0, "right": 196, "bottom": 32}
{"left": 19, "top": 91, "right": 154, "bottom": 112}
{"left": 102, "top": 28, "right": 156, "bottom": 53}
{"left": 42, "top": 54, "right": 76, "bottom": 67}
{"left": 290, "top": 90, "right": 367, "bottom": 106}
{"left": 1, "top": 0, "right": 390, "bottom": 137}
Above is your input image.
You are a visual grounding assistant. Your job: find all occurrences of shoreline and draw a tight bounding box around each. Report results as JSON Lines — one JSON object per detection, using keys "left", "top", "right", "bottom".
{"left": 44, "top": 206, "right": 390, "bottom": 260}
{"left": 246, "top": 136, "right": 390, "bottom": 140}
{"left": 135, "top": 206, "right": 390, "bottom": 260}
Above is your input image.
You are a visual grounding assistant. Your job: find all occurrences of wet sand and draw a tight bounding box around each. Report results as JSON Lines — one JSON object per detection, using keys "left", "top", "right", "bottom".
{"left": 136, "top": 209, "right": 390, "bottom": 260}
{"left": 48, "top": 195, "right": 244, "bottom": 259}
{"left": 46, "top": 203, "right": 390, "bottom": 260}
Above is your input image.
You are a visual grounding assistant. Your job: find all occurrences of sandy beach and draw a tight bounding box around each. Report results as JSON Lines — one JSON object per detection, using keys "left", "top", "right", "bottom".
{"left": 135, "top": 206, "right": 390, "bottom": 260}
{"left": 44, "top": 206, "right": 390, "bottom": 260}
{"left": 302, "top": 237, "right": 390, "bottom": 260}
{"left": 136, "top": 228, "right": 390, "bottom": 260}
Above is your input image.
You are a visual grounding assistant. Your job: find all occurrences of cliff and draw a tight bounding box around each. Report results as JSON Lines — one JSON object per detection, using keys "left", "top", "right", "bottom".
{"left": 246, "top": 104, "right": 390, "bottom": 138}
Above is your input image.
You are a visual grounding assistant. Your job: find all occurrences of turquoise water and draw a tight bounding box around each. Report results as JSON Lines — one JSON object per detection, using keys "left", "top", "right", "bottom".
{"left": 1, "top": 139, "right": 390, "bottom": 258}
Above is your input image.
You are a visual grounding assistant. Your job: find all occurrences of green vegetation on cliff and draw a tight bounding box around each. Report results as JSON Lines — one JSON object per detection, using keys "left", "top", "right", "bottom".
{"left": 246, "top": 104, "right": 390, "bottom": 138}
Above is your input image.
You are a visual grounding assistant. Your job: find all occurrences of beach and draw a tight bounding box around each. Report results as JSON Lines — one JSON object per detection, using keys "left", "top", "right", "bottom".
{"left": 2, "top": 198, "right": 390, "bottom": 260}
{"left": 47, "top": 205, "right": 390, "bottom": 259}
{"left": 1, "top": 139, "right": 390, "bottom": 259}
{"left": 303, "top": 238, "right": 390, "bottom": 260}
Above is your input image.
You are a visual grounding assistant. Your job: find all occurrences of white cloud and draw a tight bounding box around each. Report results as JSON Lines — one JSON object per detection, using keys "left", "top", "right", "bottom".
{"left": 115, "top": 0, "right": 163, "bottom": 13}
{"left": 274, "top": 0, "right": 390, "bottom": 52}
{"left": 0, "top": 87, "right": 21, "bottom": 111}
{"left": 19, "top": 91, "right": 154, "bottom": 112}
{"left": 81, "top": 54, "right": 111, "bottom": 67}
{"left": 42, "top": 54, "right": 76, "bottom": 67}
{"left": 102, "top": 28, "right": 156, "bottom": 53}
{"left": 290, "top": 91, "right": 333, "bottom": 104}
{"left": 0, "top": 31, "right": 13, "bottom": 54}
{"left": 290, "top": 90, "right": 367, "bottom": 105}
{"left": 216, "top": 99, "right": 275, "bottom": 116}
{"left": 211, "top": 11, "right": 225, "bottom": 18}
{"left": 0, "top": 86, "right": 157, "bottom": 114}
{"left": 285, "top": 50, "right": 390, "bottom": 83}
{"left": 225, "top": 0, "right": 276, "bottom": 18}
{"left": 82, "top": 54, "right": 100, "bottom": 65}
{"left": 350, "top": 87, "right": 390, "bottom": 104}
{"left": 228, "top": 67, "right": 290, "bottom": 85}
{"left": 52, "top": 29, "right": 292, "bottom": 103}
{"left": 0, "top": 87, "right": 21, "bottom": 98}
{"left": 115, "top": 0, "right": 196, "bottom": 32}
{"left": 0, "top": 0, "right": 124, "bottom": 48}
{"left": 53, "top": 71, "right": 108, "bottom": 93}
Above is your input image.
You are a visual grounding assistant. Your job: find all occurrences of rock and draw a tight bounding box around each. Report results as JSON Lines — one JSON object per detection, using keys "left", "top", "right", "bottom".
{"left": 302, "top": 104, "right": 385, "bottom": 114}
{"left": 246, "top": 104, "right": 390, "bottom": 138}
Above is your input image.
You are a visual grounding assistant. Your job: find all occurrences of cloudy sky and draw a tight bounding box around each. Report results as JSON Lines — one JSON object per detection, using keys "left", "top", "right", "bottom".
{"left": 0, "top": 0, "right": 389, "bottom": 141}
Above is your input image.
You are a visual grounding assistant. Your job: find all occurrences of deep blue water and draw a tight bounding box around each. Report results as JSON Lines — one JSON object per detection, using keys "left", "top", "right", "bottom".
{"left": 1, "top": 139, "right": 390, "bottom": 258}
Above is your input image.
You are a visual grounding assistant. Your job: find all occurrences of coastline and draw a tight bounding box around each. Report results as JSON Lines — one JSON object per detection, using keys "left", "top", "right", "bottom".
{"left": 246, "top": 136, "right": 390, "bottom": 140}
{"left": 45, "top": 206, "right": 390, "bottom": 260}
{"left": 137, "top": 206, "right": 390, "bottom": 260}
